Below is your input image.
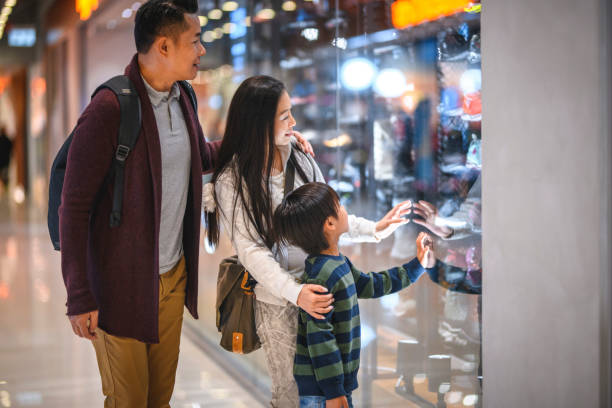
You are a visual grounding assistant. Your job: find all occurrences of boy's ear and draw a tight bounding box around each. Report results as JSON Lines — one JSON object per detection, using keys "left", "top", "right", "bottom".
{"left": 324, "top": 216, "right": 337, "bottom": 232}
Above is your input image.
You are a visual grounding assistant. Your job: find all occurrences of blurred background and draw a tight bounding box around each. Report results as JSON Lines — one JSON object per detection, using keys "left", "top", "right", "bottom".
{"left": 0, "top": 0, "right": 610, "bottom": 407}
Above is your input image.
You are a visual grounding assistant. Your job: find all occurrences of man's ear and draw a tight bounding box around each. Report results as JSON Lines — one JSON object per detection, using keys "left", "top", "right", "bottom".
{"left": 155, "top": 36, "right": 170, "bottom": 57}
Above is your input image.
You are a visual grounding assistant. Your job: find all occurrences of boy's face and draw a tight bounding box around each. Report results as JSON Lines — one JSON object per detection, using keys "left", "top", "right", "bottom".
{"left": 335, "top": 202, "right": 349, "bottom": 235}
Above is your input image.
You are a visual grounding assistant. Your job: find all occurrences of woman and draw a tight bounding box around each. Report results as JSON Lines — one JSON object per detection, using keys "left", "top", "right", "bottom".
{"left": 205, "top": 76, "right": 409, "bottom": 407}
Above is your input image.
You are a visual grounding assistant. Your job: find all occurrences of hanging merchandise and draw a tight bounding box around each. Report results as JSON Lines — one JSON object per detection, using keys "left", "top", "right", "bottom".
{"left": 465, "top": 135, "right": 481, "bottom": 169}
{"left": 462, "top": 91, "right": 481, "bottom": 121}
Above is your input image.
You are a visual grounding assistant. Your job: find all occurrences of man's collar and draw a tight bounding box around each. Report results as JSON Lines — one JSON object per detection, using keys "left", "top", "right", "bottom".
{"left": 140, "top": 74, "right": 180, "bottom": 107}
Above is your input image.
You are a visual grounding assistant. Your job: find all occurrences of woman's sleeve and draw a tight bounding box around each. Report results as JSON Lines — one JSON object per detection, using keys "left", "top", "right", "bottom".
{"left": 215, "top": 175, "right": 304, "bottom": 305}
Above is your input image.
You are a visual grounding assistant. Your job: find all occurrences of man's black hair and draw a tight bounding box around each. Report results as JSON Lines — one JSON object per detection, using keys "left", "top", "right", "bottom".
{"left": 134, "top": 0, "right": 199, "bottom": 54}
{"left": 273, "top": 182, "right": 340, "bottom": 255}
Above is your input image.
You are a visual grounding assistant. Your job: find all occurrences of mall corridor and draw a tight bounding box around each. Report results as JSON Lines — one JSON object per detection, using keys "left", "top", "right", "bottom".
{"left": 0, "top": 196, "right": 265, "bottom": 408}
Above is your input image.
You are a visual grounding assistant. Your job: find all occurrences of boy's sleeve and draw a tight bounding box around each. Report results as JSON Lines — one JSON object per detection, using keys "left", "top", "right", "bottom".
{"left": 346, "top": 257, "right": 437, "bottom": 299}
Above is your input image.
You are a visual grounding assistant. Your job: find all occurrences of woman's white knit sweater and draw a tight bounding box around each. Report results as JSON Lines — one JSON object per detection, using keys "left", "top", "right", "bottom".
{"left": 214, "top": 143, "right": 379, "bottom": 306}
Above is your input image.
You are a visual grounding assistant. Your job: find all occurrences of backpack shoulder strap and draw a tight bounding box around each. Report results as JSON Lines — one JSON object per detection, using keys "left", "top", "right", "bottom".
{"left": 178, "top": 80, "right": 198, "bottom": 113}
{"left": 94, "top": 75, "right": 142, "bottom": 227}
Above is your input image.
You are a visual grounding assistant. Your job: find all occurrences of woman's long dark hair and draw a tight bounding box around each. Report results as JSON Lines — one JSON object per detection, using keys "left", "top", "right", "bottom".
{"left": 206, "top": 76, "right": 285, "bottom": 249}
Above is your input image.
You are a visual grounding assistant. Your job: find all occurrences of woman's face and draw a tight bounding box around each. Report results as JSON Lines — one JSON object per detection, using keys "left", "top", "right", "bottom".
{"left": 273, "top": 91, "right": 296, "bottom": 146}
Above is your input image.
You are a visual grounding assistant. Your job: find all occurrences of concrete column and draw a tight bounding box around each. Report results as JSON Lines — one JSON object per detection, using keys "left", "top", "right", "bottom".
{"left": 482, "top": 0, "right": 611, "bottom": 406}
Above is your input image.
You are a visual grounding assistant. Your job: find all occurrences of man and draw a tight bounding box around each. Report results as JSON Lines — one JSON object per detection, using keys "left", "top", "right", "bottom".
{"left": 60, "top": 1, "right": 215, "bottom": 406}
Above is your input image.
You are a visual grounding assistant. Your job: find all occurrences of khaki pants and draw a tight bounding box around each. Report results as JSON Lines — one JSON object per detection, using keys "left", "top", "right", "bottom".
{"left": 254, "top": 300, "right": 300, "bottom": 408}
{"left": 92, "top": 257, "right": 187, "bottom": 408}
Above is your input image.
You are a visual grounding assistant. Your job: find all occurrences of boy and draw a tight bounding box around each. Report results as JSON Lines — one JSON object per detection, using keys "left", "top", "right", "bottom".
{"left": 274, "top": 182, "right": 437, "bottom": 408}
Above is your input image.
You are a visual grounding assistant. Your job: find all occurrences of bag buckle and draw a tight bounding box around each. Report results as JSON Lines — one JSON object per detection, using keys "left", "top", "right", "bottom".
{"left": 115, "top": 145, "right": 130, "bottom": 162}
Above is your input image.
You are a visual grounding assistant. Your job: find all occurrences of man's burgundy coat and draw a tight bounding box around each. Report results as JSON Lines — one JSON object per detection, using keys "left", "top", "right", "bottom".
{"left": 59, "top": 55, "right": 220, "bottom": 343}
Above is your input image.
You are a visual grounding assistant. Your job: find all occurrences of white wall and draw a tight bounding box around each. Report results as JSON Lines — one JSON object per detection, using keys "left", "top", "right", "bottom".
{"left": 482, "top": 0, "right": 611, "bottom": 406}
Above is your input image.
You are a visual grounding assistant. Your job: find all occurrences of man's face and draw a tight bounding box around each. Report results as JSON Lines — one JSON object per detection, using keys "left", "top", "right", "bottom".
{"left": 166, "top": 14, "right": 205, "bottom": 80}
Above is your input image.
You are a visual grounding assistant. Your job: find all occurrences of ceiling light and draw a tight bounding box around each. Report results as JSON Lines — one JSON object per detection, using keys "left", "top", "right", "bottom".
{"left": 6, "top": 0, "right": 16, "bottom": 6}
{"left": 198, "top": 15, "right": 208, "bottom": 26}
{"left": 121, "top": 8, "right": 133, "bottom": 18}
{"left": 213, "top": 27, "right": 224, "bottom": 39}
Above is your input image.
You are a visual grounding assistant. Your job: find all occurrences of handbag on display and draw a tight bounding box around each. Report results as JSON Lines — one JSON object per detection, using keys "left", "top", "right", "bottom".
{"left": 215, "top": 145, "right": 312, "bottom": 354}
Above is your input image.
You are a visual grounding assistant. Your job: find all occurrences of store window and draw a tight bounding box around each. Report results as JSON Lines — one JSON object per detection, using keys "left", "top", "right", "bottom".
{"left": 193, "top": 1, "right": 482, "bottom": 406}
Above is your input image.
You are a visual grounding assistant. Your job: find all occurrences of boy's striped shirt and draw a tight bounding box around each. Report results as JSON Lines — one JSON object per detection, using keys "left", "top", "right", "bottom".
{"left": 294, "top": 253, "right": 430, "bottom": 399}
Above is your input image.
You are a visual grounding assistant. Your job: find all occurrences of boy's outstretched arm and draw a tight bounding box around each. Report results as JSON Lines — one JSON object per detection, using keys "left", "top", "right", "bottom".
{"left": 348, "top": 232, "right": 438, "bottom": 299}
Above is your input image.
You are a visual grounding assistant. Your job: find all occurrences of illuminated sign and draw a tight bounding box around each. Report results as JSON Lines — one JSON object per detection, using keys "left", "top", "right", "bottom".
{"left": 7, "top": 26, "right": 35, "bottom": 47}
{"left": 76, "top": 0, "right": 99, "bottom": 21}
{"left": 391, "top": 0, "right": 474, "bottom": 29}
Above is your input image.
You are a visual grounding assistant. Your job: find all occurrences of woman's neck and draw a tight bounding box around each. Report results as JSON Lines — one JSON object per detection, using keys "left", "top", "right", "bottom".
{"left": 272, "top": 147, "right": 283, "bottom": 174}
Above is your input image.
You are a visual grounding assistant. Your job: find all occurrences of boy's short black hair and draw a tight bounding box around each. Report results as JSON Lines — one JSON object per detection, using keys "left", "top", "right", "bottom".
{"left": 134, "top": 0, "right": 199, "bottom": 54}
{"left": 274, "top": 182, "right": 340, "bottom": 255}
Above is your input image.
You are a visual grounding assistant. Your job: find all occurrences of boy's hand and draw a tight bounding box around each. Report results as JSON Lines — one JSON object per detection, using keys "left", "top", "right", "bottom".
{"left": 416, "top": 232, "right": 436, "bottom": 268}
{"left": 326, "top": 396, "right": 349, "bottom": 408}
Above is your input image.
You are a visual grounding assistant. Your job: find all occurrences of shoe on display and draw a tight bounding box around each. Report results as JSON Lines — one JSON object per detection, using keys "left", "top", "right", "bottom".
{"left": 439, "top": 87, "right": 463, "bottom": 116}
{"left": 468, "top": 33, "right": 481, "bottom": 64}
{"left": 462, "top": 91, "right": 482, "bottom": 121}
{"left": 437, "top": 28, "right": 469, "bottom": 61}
{"left": 465, "top": 136, "right": 481, "bottom": 169}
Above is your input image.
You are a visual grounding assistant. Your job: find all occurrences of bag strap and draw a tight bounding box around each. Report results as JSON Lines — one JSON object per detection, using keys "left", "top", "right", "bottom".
{"left": 284, "top": 143, "right": 317, "bottom": 197}
{"left": 93, "top": 75, "right": 142, "bottom": 228}
{"left": 178, "top": 80, "right": 198, "bottom": 113}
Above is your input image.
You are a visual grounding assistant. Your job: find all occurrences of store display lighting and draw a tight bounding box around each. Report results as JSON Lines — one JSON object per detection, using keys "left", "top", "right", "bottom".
{"left": 301, "top": 28, "right": 318, "bottom": 41}
{"left": 332, "top": 37, "right": 347, "bottom": 49}
{"left": 340, "top": 57, "right": 377, "bottom": 91}
{"left": 6, "top": 0, "right": 15, "bottom": 6}
{"left": 282, "top": 1, "right": 297, "bottom": 11}
{"left": 255, "top": 8, "right": 275, "bottom": 21}
{"left": 244, "top": 16, "right": 251, "bottom": 26}
{"left": 208, "top": 8, "right": 223, "bottom": 20}
{"left": 121, "top": 8, "right": 133, "bottom": 18}
{"left": 459, "top": 68, "right": 481, "bottom": 94}
{"left": 373, "top": 68, "right": 407, "bottom": 98}
{"left": 198, "top": 16, "right": 208, "bottom": 26}
{"left": 323, "top": 133, "right": 352, "bottom": 148}
{"left": 222, "top": 1, "right": 239, "bottom": 12}
{"left": 463, "top": 395, "right": 478, "bottom": 406}
{"left": 231, "top": 42, "right": 246, "bottom": 56}
{"left": 213, "top": 27, "right": 224, "bottom": 38}
{"left": 223, "top": 22, "right": 235, "bottom": 34}
{"left": 1, "top": 6, "right": 11, "bottom": 16}
{"left": 202, "top": 31, "right": 215, "bottom": 42}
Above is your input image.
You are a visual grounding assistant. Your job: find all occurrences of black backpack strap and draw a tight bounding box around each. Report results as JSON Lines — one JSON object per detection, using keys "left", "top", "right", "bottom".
{"left": 93, "top": 75, "right": 142, "bottom": 228}
{"left": 284, "top": 153, "right": 296, "bottom": 198}
{"left": 178, "top": 80, "right": 198, "bottom": 113}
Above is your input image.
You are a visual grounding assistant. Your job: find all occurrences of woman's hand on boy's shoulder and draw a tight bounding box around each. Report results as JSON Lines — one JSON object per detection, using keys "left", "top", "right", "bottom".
{"left": 326, "top": 395, "right": 349, "bottom": 408}
{"left": 297, "top": 284, "right": 334, "bottom": 320}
